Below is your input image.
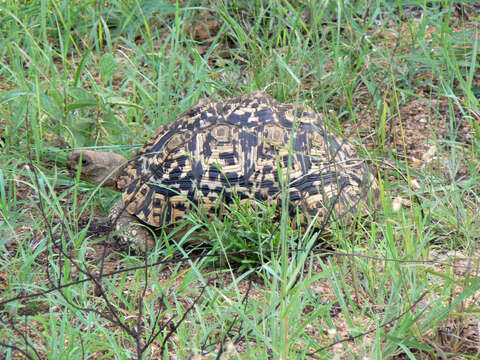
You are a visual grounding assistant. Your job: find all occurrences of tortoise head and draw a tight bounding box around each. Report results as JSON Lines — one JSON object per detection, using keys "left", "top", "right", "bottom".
{"left": 67, "top": 150, "right": 126, "bottom": 190}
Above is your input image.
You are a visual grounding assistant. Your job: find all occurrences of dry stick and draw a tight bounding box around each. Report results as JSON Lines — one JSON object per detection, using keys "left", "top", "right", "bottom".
{"left": 0, "top": 107, "right": 60, "bottom": 359}
{"left": 20, "top": 110, "right": 153, "bottom": 360}
{"left": 157, "top": 281, "right": 211, "bottom": 355}
{"left": 133, "top": 237, "right": 152, "bottom": 357}
{"left": 210, "top": 278, "right": 253, "bottom": 359}
{"left": 19, "top": 111, "right": 206, "bottom": 359}
{"left": 0, "top": 342, "right": 36, "bottom": 360}
{"left": 143, "top": 291, "right": 169, "bottom": 348}
{"left": 80, "top": 335, "right": 85, "bottom": 360}
{"left": 1, "top": 246, "right": 476, "bottom": 310}
{"left": 0, "top": 316, "right": 41, "bottom": 360}
{"left": 105, "top": 153, "right": 218, "bottom": 357}
{"left": 24, "top": 114, "right": 138, "bottom": 340}
{"left": 142, "top": 283, "right": 205, "bottom": 354}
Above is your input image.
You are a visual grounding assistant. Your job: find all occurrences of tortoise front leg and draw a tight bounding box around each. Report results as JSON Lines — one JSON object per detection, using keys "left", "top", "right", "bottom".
{"left": 109, "top": 199, "right": 156, "bottom": 252}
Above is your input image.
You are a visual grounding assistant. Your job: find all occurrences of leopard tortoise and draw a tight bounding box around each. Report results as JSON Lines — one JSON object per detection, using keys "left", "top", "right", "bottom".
{"left": 67, "top": 91, "right": 378, "bottom": 249}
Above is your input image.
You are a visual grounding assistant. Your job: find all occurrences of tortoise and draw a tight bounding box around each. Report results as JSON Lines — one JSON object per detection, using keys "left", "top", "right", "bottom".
{"left": 67, "top": 91, "right": 378, "bottom": 249}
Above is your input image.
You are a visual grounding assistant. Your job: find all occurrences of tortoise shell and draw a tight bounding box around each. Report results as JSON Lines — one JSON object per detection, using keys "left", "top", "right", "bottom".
{"left": 116, "top": 91, "right": 378, "bottom": 227}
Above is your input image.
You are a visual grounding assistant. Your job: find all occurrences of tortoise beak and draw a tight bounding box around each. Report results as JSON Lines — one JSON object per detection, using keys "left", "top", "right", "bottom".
{"left": 66, "top": 151, "right": 88, "bottom": 174}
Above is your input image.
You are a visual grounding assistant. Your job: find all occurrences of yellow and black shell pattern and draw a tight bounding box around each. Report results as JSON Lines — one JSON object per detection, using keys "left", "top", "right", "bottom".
{"left": 116, "top": 91, "right": 378, "bottom": 227}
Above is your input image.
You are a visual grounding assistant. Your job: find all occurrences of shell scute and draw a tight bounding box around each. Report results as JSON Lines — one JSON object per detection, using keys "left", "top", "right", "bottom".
{"left": 117, "top": 92, "right": 378, "bottom": 226}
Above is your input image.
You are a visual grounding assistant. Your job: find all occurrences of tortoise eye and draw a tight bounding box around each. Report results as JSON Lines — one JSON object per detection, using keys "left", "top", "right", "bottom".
{"left": 81, "top": 158, "right": 88, "bottom": 165}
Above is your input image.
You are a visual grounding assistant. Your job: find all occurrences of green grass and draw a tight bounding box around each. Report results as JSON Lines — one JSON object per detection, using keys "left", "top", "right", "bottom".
{"left": 1, "top": 0, "right": 479, "bottom": 359}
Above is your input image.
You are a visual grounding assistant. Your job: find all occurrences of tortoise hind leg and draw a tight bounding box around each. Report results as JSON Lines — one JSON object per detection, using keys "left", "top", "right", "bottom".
{"left": 109, "top": 199, "right": 156, "bottom": 251}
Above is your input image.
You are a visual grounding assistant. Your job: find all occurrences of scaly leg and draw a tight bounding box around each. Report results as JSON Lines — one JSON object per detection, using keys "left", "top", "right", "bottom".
{"left": 109, "top": 199, "right": 156, "bottom": 252}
